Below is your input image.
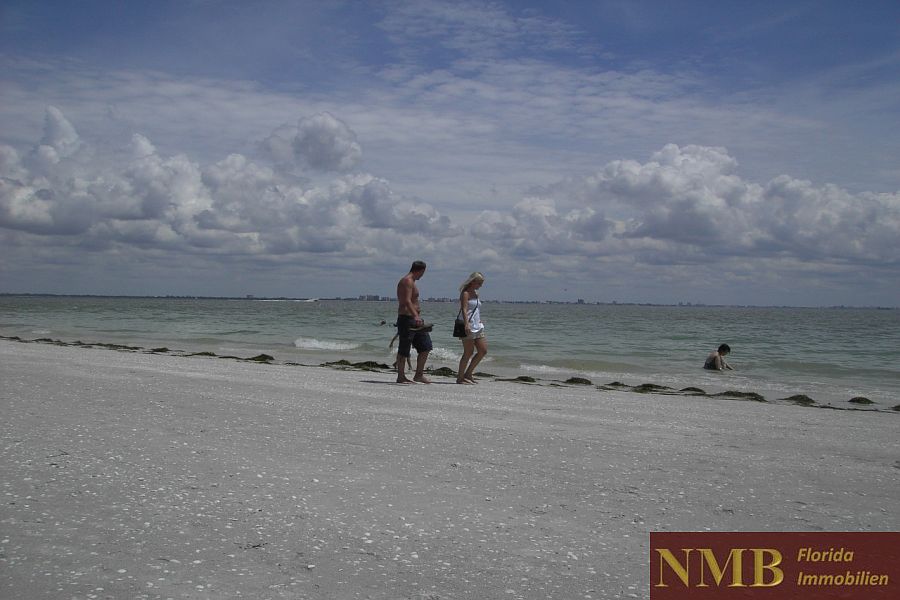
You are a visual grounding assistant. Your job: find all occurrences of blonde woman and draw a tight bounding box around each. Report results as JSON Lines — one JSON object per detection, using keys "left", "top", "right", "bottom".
{"left": 456, "top": 272, "right": 487, "bottom": 384}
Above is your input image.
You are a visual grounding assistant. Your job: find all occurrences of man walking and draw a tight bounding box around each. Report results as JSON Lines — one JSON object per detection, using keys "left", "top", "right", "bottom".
{"left": 395, "top": 260, "right": 432, "bottom": 384}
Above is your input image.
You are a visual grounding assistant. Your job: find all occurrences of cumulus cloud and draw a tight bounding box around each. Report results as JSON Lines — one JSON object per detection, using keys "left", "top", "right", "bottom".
{"left": 32, "top": 105, "right": 82, "bottom": 166}
{"left": 756, "top": 176, "right": 900, "bottom": 263}
{"left": 262, "top": 112, "right": 362, "bottom": 172}
{"left": 334, "top": 174, "right": 460, "bottom": 237}
{"left": 0, "top": 106, "right": 451, "bottom": 262}
{"left": 1, "top": 108, "right": 897, "bottom": 303}
{"left": 470, "top": 144, "right": 900, "bottom": 268}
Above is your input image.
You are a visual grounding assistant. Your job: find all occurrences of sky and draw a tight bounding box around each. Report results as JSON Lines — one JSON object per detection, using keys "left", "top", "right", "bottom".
{"left": 1, "top": 0, "right": 898, "bottom": 306}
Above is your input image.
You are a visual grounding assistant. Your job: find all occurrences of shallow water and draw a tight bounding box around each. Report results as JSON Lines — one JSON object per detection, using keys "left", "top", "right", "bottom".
{"left": 1, "top": 296, "right": 898, "bottom": 408}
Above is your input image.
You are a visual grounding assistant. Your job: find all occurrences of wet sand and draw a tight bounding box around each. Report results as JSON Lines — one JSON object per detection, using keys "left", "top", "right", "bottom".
{"left": 1, "top": 339, "right": 897, "bottom": 599}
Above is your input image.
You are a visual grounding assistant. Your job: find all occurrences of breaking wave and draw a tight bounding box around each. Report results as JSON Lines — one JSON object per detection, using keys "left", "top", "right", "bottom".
{"left": 294, "top": 337, "right": 360, "bottom": 351}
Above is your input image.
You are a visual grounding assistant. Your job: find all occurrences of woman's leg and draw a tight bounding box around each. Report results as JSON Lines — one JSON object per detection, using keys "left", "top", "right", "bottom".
{"left": 462, "top": 337, "right": 487, "bottom": 381}
{"left": 457, "top": 339, "right": 474, "bottom": 383}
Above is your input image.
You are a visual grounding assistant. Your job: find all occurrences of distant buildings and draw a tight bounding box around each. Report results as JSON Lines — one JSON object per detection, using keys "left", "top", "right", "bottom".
{"left": 357, "top": 294, "right": 454, "bottom": 302}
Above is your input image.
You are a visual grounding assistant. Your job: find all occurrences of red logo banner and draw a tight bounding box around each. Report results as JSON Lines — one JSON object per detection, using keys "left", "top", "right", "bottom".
{"left": 650, "top": 532, "right": 899, "bottom": 599}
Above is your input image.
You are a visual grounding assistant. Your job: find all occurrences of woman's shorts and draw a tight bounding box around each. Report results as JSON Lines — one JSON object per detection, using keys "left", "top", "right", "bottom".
{"left": 466, "top": 329, "right": 486, "bottom": 341}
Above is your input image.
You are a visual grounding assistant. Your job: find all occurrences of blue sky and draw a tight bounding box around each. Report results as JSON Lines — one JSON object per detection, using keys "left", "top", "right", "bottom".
{"left": 1, "top": 0, "right": 898, "bottom": 305}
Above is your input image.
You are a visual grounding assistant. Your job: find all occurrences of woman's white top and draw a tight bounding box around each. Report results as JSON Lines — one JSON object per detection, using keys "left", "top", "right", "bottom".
{"left": 466, "top": 297, "right": 484, "bottom": 333}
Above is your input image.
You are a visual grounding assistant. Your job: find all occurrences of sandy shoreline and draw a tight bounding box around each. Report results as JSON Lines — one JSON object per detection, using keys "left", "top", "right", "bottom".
{"left": 1, "top": 340, "right": 897, "bottom": 599}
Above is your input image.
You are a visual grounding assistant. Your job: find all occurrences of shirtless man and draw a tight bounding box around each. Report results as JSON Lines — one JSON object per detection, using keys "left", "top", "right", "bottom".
{"left": 395, "top": 260, "right": 432, "bottom": 384}
{"left": 704, "top": 344, "right": 734, "bottom": 371}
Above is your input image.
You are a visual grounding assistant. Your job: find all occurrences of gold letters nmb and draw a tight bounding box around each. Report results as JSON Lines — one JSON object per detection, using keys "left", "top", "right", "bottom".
{"left": 655, "top": 548, "right": 784, "bottom": 588}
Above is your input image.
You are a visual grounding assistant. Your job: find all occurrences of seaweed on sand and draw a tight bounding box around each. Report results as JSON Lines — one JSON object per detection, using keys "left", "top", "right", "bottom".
{"left": 351, "top": 360, "right": 391, "bottom": 371}
{"left": 247, "top": 354, "right": 275, "bottom": 363}
{"left": 322, "top": 359, "right": 390, "bottom": 371}
{"left": 781, "top": 394, "right": 816, "bottom": 406}
{"left": 632, "top": 383, "right": 674, "bottom": 394}
{"left": 680, "top": 387, "right": 706, "bottom": 395}
{"left": 428, "top": 367, "right": 456, "bottom": 378}
{"left": 497, "top": 375, "right": 537, "bottom": 384}
{"left": 712, "top": 390, "right": 767, "bottom": 402}
{"left": 848, "top": 396, "right": 874, "bottom": 405}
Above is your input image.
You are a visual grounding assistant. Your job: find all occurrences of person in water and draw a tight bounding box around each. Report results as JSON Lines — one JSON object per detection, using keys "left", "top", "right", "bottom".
{"left": 456, "top": 272, "right": 487, "bottom": 384}
{"left": 395, "top": 260, "right": 432, "bottom": 384}
{"left": 704, "top": 344, "right": 734, "bottom": 371}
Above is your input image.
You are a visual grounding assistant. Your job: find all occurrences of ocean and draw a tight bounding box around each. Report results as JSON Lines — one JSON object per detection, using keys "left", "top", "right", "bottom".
{"left": 1, "top": 296, "right": 898, "bottom": 409}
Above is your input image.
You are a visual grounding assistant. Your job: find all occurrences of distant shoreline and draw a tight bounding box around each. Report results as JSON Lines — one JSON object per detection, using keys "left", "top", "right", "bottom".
{"left": 1, "top": 293, "right": 896, "bottom": 310}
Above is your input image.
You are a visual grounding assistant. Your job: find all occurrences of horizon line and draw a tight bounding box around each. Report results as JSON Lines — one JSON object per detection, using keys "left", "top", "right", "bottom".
{"left": 0, "top": 292, "right": 896, "bottom": 310}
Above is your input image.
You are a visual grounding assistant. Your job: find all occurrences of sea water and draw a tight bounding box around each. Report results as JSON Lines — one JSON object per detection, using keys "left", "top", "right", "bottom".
{"left": 1, "top": 296, "right": 898, "bottom": 408}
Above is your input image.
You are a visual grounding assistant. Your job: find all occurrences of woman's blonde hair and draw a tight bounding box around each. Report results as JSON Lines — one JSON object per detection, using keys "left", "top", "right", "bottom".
{"left": 459, "top": 271, "right": 485, "bottom": 292}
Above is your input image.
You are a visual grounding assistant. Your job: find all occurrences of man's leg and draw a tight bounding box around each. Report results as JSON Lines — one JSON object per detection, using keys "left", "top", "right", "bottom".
{"left": 412, "top": 331, "right": 433, "bottom": 384}
{"left": 413, "top": 351, "right": 431, "bottom": 384}
{"left": 397, "top": 354, "right": 414, "bottom": 383}
{"left": 396, "top": 318, "right": 414, "bottom": 384}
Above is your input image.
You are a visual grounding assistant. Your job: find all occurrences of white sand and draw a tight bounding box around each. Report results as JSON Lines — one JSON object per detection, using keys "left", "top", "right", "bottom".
{"left": 1, "top": 339, "right": 897, "bottom": 599}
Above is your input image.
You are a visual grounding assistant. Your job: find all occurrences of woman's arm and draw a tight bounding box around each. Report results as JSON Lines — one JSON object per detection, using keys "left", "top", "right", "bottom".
{"left": 459, "top": 290, "right": 471, "bottom": 332}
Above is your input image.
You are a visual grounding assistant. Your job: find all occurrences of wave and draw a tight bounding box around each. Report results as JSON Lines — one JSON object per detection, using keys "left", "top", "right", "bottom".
{"left": 429, "top": 345, "right": 494, "bottom": 364}
{"left": 428, "top": 346, "right": 461, "bottom": 363}
{"left": 519, "top": 363, "right": 573, "bottom": 375}
{"left": 518, "top": 362, "right": 627, "bottom": 379}
{"left": 293, "top": 337, "right": 361, "bottom": 351}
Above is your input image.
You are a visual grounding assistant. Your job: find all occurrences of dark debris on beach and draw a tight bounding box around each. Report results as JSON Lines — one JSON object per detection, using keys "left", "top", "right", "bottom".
{"left": 2, "top": 334, "right": 895, "bottom": 414}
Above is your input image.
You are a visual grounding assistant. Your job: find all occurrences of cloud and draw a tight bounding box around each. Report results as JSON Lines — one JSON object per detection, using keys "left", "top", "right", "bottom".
{"left": 2, "top": 2, "right": 898, "bottom": 304}
{"left": 334, "top": 174, "right": 460, "bottom": 237}
{"left": 1, "top": 106, "right": 897, "bottom": 304}
{"left": 377, "top": 0, "right": 586, "bottom": 59}
{"left": 34, "top": 105, "right": 82, "bottom": 165}
{"left": 757, "top": 176, "right": 900, "bottom": 263}
{"left": 0, "top": 106, "right": 453, "bottom": 262}
{"left": 469, "top": 143, "right": 900, "bottom": 269}
{"left": 262, "top": 112, "right": 362, "bottom": 172}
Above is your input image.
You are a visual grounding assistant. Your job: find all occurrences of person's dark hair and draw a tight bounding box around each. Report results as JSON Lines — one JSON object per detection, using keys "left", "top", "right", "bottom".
{"left": 718, "top": 343, "right": 731, "bottom": 354}
{"left": 411, "top": 260, "right": 427, "bottom": 272}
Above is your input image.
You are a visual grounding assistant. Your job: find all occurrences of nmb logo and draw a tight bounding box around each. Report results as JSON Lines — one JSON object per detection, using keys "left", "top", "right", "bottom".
{"left": 650, "top": 531, "right": 900, "bottom": 600}
{"left": 654, "top": 547, "right": 784, "bottom": 589}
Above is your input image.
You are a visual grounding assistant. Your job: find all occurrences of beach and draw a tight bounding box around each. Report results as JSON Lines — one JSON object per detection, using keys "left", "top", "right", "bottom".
{"left": 1, "top": 339, "right": 897, "bottom": 599}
